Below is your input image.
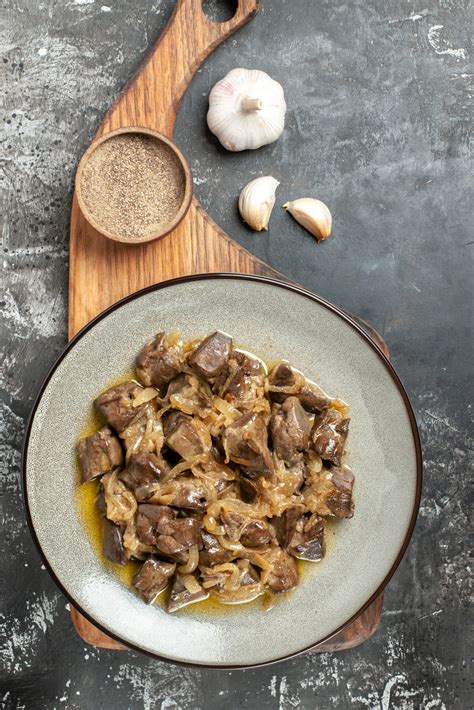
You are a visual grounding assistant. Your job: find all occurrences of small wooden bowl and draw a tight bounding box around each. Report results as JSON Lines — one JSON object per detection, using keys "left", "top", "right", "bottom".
{"left": 75, "top": 126, "right": 193, "bottom": 244}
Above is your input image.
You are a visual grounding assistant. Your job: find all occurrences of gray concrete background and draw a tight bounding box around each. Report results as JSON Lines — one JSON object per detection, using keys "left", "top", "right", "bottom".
{"left": 1, "top": 0, "right": 472, "bottom": 707}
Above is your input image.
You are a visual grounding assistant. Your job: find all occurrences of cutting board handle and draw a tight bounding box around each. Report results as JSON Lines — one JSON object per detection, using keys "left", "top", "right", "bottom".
{"left": 99, "top": 0, "right": 262, "bottom": 139}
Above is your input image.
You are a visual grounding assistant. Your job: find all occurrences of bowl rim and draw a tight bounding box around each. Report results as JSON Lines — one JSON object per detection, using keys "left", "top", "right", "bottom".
{"left": 75, "top": 126, "right": 193, "bottom": 244}
{"left": 22, "top": 273, "right": 422, "bottom": 668}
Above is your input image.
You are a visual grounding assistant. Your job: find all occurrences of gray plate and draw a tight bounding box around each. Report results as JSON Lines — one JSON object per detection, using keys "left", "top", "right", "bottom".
{"left": 23, "top": 274, "right": 422, "bottom": 667}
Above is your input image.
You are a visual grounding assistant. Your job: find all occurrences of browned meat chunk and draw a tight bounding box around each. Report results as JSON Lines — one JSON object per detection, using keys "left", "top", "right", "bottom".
{"left": 168, "top": 573, "right": 208, "bottom": 612}
{"left": 303, "top": 466, "right": 354, "bottom": 518}
{"left": 310, "top": 408, "right": 350, "bottom": 467}
{"left": 95, "top": 485, "right": 107, "bottom": 516}
{"left": 164, "top": 411, "right": 211, "bottom": 460}
{"left": 270, "top": 397, "right": 312, "bottom": 464}
{"left": 119, "top": 452, "right": 164, "bottom": 501}
{"left": 264, "top": 547, "right": 299, "bottom": 594}
{"left": 268, "top": 362, "right": 331, "bottom": 413}
{"left": 298, "top": 383, "right": 332, "bottom": 413}
{"left": 188, "top": 331, "right": 232, "bottom": 380}
{"left": 132, "top": 558, "right": 176, "bottom": 603}
{"left": 239, "top": 474, "right": 260, "bottom": 503}
{"left": 273, "top": 459, "right": 305, "bottom": 497}
{"left": 95, "top": 382, "right": 145, "bottom": 432}
{"left": 274, "top": 505, "right": 304, "bottom": 548}
{"left": 136, "top": 332, "right": 183, "bottom": 390}
{"left": 268, "top": 361, "right": 295, "bottom": 388}
{"left": 136, "top": 504, "right": 202, "bottom": 557}
{"left": 77, "top": 426, "right": 123, "bottom": 483}
{"left": 326, "top": 467, "right": 354, "bottom": 517}
{"left": 199, "top": 531, "right": 233, "bottom": 567}
{"left": 240, "top": 520, "right": 274, "bottom": 547}
{"left": 215, "top": 351, "right": 265, "bottom": 404}
{"left": 222, "top": 412, "right": 273, "bottom": 476}
{"left": 102, "top": 518, "right": 127, "bottom": 566}
{"left": 281, "top": 509, "right": 326, "bottom": 561}
{"left": 154, "top": 478, "right": 211, "bottom": 511}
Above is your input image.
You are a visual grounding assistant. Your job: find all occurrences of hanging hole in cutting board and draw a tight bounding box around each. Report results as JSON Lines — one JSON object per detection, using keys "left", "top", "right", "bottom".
{"left": 201, "top": 0, "right": 238, "bottom": 22}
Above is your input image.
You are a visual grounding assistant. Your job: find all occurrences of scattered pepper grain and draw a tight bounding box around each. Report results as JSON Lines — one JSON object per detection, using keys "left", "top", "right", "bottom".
{"left": 80, "top": 133, "right": 186, "bottom": 240}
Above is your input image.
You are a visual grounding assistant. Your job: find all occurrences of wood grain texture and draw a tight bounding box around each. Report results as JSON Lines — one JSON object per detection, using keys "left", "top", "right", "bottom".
{"left": 69, "top": 0, "right": 384, "bottom": 656}
{"left": 68, "top": 0, "right": 270, "bottom": 337}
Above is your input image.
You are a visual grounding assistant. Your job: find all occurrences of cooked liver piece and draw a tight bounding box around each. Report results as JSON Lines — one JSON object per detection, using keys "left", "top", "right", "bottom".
{"left": 199, "top": 531, "right": 233, "bottom": 567}
{"left": 240, "top": 519, "right": 273, "bottom": 547}
{"left": 222, "top": 412, "right": 273, "bottom": 476}
{"left": 265, "top": 547, "right": 299, "bottom": 594}
{"left": 239, "top": 474, "right": 260, "bottom": 503}
{"left": 268, "top": 361, "right": 331, "bottom": 412}
{"left": 326, "top": 467, "right": 354, "bottom": 518}
{"left": 188, "top": 331, "right": 232, "bottom": 380}
{"left": 135, "top": 332, "right": 182, "bottom": 389}
{"left": 77, "top": 425, "right": 123, "bottom": 483}
{"left": 102, "top": 517, "right": 127, "bottom": 566}
{"left": 94, "top": 382, "right": 144, "bottom": 432}
{"left": 310, "top": 408, "right": 350, "bottom": 467}
{"left": 282, "top": 509, "right": 326, "bottom": 561}
{"left": 167, "top": 573, "right": 209, "bottom": 612}
{"left": 135, "top": 504, "right": 202, "bottom": 555}
{"left": 270, "top": 397, "right": 312, "bottom": 463}
{"left": 132, "top": 558, "right": 176, "bottom": 603}
{"left": 297, "top": 382, "right": 331, "bottom": 413}
{"left": 158, "top": 478, "right": 211, "bottom": 511}
{"left": 95, "top": 485, "right": 107, "bottom": 516}
{"left": 303, "top": 466, "right": 355, "bottom": 519}
{"left": 215, "top": 350, "right": 264, "bottom": 403}
{"left": 164, "top": 411, "right": 211, "bottom": 459}
{"left": 268, "top": 361, "right": 296, "bottom": 389}
{"left": 275, "top": 505, "right": 304, "bottom": 548}
{"left": 118, "top": 452, "right": 164, "bottom": 501}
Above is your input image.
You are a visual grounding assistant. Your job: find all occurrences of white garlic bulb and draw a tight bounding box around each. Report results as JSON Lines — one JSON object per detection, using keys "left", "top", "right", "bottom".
{"left": 239, "top": 176, "right": 280, "bottom": 231}
{"left": 207, "top": 68, "right": 286, "bottom": 151}
{"left": 283, "top": 198, "right": 332, "bottom": 241}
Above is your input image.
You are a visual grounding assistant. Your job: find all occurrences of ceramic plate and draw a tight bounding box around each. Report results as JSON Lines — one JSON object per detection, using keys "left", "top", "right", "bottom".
{"left": 23, "top": 274, "right": 421, "bottom": 667}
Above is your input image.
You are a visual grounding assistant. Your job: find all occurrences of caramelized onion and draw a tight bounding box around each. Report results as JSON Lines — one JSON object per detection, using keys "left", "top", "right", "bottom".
{"left": 182, "top": 574, "right": 202, "bottom": 594}
{"left": 166, "top": 454, "right": 209, "bottom": 481}
{"left": 102, "top": 471, "right": 137, "bottom": 523}
{"left": 178, "top": 545, "right": 199, "bottom": 574}
{"left": 132, "top": 387, "right": 159, "bottom": 406}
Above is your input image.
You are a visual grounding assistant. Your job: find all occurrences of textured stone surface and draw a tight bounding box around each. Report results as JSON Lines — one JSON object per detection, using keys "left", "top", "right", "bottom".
{"left": 1, "top": 0, "right": 472, "bottom": 708}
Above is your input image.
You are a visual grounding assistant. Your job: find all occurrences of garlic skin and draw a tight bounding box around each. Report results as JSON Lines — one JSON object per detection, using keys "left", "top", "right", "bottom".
{"left": 239, "top": 176, "right": 280, "bottom": 231}
{"left": 207, "top": 68, "right": 286, "bottom": 152}
{"left": 283, "top": 198, "right": 332, "bottom": 241}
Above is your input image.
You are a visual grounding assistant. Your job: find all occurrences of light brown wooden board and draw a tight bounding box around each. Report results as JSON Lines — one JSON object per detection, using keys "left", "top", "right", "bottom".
{"left": 69, "top": 0, "right": 384, "bottom": 655}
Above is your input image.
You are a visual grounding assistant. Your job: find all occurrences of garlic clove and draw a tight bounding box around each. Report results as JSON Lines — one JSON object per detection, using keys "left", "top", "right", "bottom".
{"left": 239, "top": 176, "right": 280, "bottom": 231}
{"left": 207, "top": 68, "right": 286, "bottom": 152}
{"left": 283, "top": 198, "right": 332, "bottom": 241}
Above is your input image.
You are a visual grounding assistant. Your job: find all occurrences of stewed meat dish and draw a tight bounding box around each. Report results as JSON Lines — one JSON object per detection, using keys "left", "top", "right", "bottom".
{"left": 77, "top": 331, "right": 354, "bottom": 611}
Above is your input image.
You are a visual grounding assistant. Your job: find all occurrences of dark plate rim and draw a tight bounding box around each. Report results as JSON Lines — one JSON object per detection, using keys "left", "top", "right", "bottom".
{"left": 22, "top": 272, "right": 423, "bottom": 669}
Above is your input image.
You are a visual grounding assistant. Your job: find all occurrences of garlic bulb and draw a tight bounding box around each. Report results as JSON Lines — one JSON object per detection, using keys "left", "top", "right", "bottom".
{"left": 207, "top": 68, "right": 286, "bottom": 151}
{"left": 239, "top": 176, "right": 280, "bottom": 231}
{"left": 283, "top": 198, "right": 332, "bottom": 241}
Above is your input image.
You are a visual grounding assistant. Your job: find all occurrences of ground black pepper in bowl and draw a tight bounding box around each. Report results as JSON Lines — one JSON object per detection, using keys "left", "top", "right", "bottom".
{"left": 77, "top": 131, "right": 190, "bottom": 242}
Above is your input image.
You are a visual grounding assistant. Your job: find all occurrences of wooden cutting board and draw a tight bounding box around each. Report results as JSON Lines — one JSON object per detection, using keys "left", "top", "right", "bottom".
{"left": 69, "top": 0, "right": 385, "bottom": 655}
